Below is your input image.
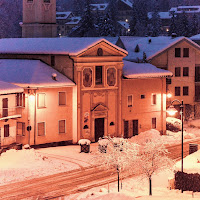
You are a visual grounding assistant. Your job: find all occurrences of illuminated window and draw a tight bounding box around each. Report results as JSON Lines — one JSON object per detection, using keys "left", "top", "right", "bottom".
{"left": 175, "top": 67, "right": 181, "bottom": 77}
{"left": 59, "top": 92, "right": 66, "bottom": 106}
{"left": 183, "top": 86, "right": 189, "bottom": 96}
{"left": 16, "top": 93, "right": 25, "bottom": 107}
{"left": 38, "top": 122, "right": 45, "bottom": 136}
{"left": 4, "top": 125, "right": 9, "bottom": 137}
{"left": 17, "top": 122, "right": 25, "bottom": 136}
{"left": 152, "top": 94, "right": 157, "bottom": 105}
{"left": 37, "top": 93, "right": 46, "bottom": 108}
{"left": 183, "top": 67, "right": 189, "bottom": 76}
{"left": 127, "top": 95, "right": 133, "bottom": 107}
{"left": 175, "top": 48, "right": 181, "bottom": 57}
{"left": 152, "top": 118, "right": 156, "bottom": 129}
{"left": 59, "top": 120, "right": 66, "bottom": 134}
{"left": 175, "top": 87, "right": 181, "bottom": 96}
{"left": 183, "top": 48, "right": 189, "bottom": 57}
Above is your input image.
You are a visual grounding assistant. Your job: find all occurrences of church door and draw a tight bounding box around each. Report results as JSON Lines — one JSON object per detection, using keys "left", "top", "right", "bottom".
{"left": 95, "top": 118, "right": 104, "bottom": 142}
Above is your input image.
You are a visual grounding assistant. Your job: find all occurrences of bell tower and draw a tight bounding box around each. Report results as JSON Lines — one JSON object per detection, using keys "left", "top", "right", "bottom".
{"left": 21, "top": 0, "right": 57, "bottom": 38}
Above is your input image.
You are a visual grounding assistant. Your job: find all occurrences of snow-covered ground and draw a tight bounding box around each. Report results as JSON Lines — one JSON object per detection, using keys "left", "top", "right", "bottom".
{"left": 67, "top": 168, "right": 200, "bottom": 200}
{"left": 0, "top": 118, "right": 199, "bottom": 191}
{"left": 68, "top": 148, "right": 200, "bottom": 200}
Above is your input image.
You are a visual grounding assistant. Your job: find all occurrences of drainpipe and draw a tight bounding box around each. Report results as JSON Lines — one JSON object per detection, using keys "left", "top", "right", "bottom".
{"left": 34, "top": 89, "right": 37, "bottom": 145}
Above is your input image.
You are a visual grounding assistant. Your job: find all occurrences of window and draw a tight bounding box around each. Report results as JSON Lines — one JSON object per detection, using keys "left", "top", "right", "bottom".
{"left": 183, "top": 48, "right": 189, "bottom": 57}
{"left": 175, "top": 48, "right": 181, "bottom": 57}
{"left": 183, "top": 86, "right": 189, "bottom": 96}
{"left": 37, "top": 93, "right": 46, "bottom": 108}
{"left": 127, "top": 95, "right": 133, "bottom": 107}
{"left": 16, "top": 93, "right": 25, "bottom": 107}
{"left": 152, "top": 94, "right": 157, "bottom": 105}
{"left": 51, "top": 56, "right": 55, "bottom": 67}
{"left": 166, "top": 78, "right": 172, "bottom": 84}
{"left": 38, "top": 122, "right": 45, "bottom": 136}
{"left": 152, "top": 118, "right": 156, "bottom": 129}
{"left": 4, "top": 125, "right": 9, "bottom": 137}
{"left": 141, "top": 95, "right": 145, "bottom": 99}
{"left": 195, "top": 66, "right": 200, "bottom": 82}
{"left": 175, "top": 67, "right": 181, "bottom": 77}
{"left": 175, "top": 87, "right": 181, "bottom": 96}
{"left": 27, "top": 0, "right": 33, "bottom": 2}
{"left": 17, "top": 122, "right": 25, "bottom": 136}
{"left": 44, "top": 0, "right": 50, "bottom": 3}
{"left": 95, "top": 66, "right": 103, "bottom": 85}
{"left": 59, "top": 92, "right": 66, "bottom": 106}
{"left": 183, "top": 67, "right": 189, "bottom": 76}
{"left": 59, "top": 120, "right": 66, "bottom": 134}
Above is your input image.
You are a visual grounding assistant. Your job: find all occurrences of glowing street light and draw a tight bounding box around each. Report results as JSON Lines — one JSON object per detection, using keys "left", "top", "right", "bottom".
{"left": 166, "top": 99, "right": 184, "bottom": 192}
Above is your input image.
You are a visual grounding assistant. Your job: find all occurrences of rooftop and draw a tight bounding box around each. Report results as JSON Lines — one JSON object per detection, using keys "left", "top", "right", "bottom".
{"left": 0, "top": 59, "right": 75, "bottom": 88}
{"left": 0, "top": 80, "right": 24, "bottom": 95}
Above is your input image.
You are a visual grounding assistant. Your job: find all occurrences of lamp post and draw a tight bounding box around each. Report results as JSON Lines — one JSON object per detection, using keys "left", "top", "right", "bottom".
{"left": 167, "top": 100, "right": 184, "bottom": 173}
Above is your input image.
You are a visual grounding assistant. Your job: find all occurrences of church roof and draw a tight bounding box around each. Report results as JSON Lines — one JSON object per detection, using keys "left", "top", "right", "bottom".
{"left": 0, "top": 59, "right": 75, "bottom": 88}
{"left": 0, "top": 37, "right": 127, "bottom": 56}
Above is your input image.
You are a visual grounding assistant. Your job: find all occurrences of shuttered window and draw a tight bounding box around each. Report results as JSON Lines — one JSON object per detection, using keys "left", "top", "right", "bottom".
{"left": 38, "top": 122, "right": 45, "bottom": 136}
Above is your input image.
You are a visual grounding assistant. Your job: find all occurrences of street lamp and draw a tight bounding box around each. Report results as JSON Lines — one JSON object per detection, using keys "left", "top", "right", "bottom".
{"left": 166, "top": 100, "right": 184, "bottom": 173}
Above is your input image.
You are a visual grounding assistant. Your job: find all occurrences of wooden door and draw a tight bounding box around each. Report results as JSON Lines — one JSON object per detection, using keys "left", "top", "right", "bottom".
{"left": 132, "top": 120, "right": 138, "bottom": 136}
{"left": 124, "top": 121, "right": 129, "bottom": 138}
{"left": 95, "top": 118, "right": 104, "bottom": 142}
{"left": 2, "top": 98, "right": 8, "bottom": 117}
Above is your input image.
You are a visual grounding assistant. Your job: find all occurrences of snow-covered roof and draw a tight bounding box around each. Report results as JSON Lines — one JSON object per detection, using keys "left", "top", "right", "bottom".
{"left": 65, "top": 16, "right": 81, "bottom": 25}
{"left": 117, "top": 21, "right": 130, "bottom": 29}
{"left": 0, "top": 80, "right": 24, "bottom": 95}
{"left": 56, "top": 12, "right": 73, "bottom": 20}
{"left": 120, "top": 0, "right": 133, "bottom": 8}
{"left": 0, "top": 59, "right": 75, "bottom": 88}
{"left": 169, "top": 6, "right": 200, "bottom": 14}
{"left": 90, "top": 3, "right": 109, "bottom": 11}
{"left": 123, "top": 60, "right": 172, "bottom": 79}
{"left": 148, "top": 12, "right": 172, "bottom": 19}
{"left": 120, "top": 36, "right": 200, "bottom": 61}
{"left": 0, "top": 37, "right": 127, "bottom": 56}
{"left": 190, "top": 33, "right": 200, "bottom": 40}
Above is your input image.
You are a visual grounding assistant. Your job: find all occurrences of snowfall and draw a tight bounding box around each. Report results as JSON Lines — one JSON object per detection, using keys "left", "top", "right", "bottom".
{"left": 0, "top": 118, "right": 200, "bottom": 199}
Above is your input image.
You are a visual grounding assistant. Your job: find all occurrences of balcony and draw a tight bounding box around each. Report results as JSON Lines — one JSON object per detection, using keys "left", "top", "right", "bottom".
{"left": 0, "top": 107, "right": 22, "bottom": 121}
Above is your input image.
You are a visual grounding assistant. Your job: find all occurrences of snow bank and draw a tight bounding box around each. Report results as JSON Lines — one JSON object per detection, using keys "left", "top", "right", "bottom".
{"left": 174, "top": 150, "right": 200, "bottom": 174}
{"left": 129, "top": 129, "right": 162, "bottom": 144}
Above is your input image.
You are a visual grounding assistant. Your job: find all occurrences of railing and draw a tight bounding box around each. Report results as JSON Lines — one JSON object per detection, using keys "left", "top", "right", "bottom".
{"left": 0, "top": 107, "right": 22, "bottom": 119}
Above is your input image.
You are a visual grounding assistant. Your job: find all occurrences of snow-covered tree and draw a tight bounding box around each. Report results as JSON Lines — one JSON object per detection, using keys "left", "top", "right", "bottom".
{"left": 130, "top": 130, "right": 173, "bottom": 196}
{"left": 150, "top": 2, "right": 161, "bottom": 37}
{"left": 98, "top": 14, "right": 116, "bottom": 36}
{"left": 169, "top": 12, "right": 176, "bottom": 36}
{"left": 190, "top": 14, "right": 199, "bottom": 36}
{"left": 72, "top": 0, "right": 85, "bottom": 16}
{"left": 78, "top": 0, "right": 96, "bottom": 37}
{"left": 94, "top": 137, "right": 138, "bottom": 192}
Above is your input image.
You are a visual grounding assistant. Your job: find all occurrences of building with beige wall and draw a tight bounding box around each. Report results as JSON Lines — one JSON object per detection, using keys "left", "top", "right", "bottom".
{"left": 118, "top": 36, "right": 200, "bottom": 119}
{"left": 0, "top": 37, "right": 171, "bottom": 147}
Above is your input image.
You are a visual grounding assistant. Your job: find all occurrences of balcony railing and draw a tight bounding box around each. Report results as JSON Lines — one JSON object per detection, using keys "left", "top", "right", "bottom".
{"left": 0, "top": 107, "right": 22, "bottom": 120}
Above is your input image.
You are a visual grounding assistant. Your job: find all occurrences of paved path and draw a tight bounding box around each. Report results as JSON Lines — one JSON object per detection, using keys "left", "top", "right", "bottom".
{"left": 0, "top": 138, "right": 200, "bottom": 200}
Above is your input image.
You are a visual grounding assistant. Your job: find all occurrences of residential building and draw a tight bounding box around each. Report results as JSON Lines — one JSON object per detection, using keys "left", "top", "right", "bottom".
{"left": 0, "top": 37, "right": 171, "bottom": 147}
{"left": 56, "top": 11, "right": 74, "bottom": 36}
{"left": 117, "top": 36, "right": 200, "bottom": 119}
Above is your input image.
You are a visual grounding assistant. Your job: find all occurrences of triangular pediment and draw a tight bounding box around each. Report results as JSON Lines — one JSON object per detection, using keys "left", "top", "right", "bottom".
{"left": 77, "top": 40, "right": 127, "bottom": 57}
{"left": 92, "top": 103, "right": 108, "bottom": 112}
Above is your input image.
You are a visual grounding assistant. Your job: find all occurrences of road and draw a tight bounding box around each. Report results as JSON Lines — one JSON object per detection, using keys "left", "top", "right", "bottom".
{"left": 0, "top": 138, "right": 200, "bottom": 200}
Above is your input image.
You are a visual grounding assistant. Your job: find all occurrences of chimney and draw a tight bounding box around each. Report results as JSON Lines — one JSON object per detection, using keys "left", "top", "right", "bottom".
{"left": 171, "top": 33, "right": 177, "bottom": 39}
{"left": 52, "top": 73, "right": 57, "bottom": 81}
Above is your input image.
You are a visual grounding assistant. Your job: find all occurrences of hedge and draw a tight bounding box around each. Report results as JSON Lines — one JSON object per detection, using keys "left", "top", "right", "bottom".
{"left": 175, "top": 171, "right": 200, "bottom": 192}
